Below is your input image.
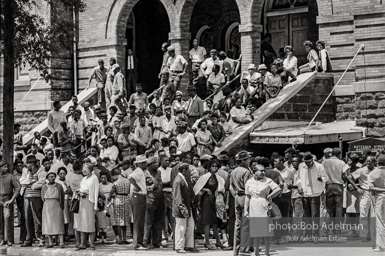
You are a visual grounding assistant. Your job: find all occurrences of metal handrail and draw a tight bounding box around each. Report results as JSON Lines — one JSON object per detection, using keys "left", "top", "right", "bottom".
{"left": 306, "top": 44, "right": 365, "bottom": 130}
{"left": 203, "top": 74, "right": 240, "bottom": 102}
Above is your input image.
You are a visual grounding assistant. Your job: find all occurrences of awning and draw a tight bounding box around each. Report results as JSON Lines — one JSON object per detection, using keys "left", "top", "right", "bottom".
{"left": 250, "top": 121, "right": 364, "bottom": 145}
{"left": 348, "top": 137, "right": 385, "bottom": 152}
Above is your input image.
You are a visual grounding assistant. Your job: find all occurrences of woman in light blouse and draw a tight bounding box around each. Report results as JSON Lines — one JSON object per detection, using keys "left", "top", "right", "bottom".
{"left": 100, "top": 136, "right": 119, "bottom": 170}
{"left": 299, "top": 41, "right": 319, "bottom": 73}
{"left": 75, "top": 163, "right": 100, "bottom": 251}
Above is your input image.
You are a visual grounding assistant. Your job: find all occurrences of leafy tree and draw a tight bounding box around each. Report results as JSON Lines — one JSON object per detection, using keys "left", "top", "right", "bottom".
{"left": 1, "top": 0, "right": 86, "bottom": 169}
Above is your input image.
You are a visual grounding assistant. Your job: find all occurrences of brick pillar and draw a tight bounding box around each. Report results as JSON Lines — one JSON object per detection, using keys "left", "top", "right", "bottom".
{"left": 239, "top": 24, "right": 263, "bottom": 70}
{"left": 169, "top": 31, "right": 191, "bottom": 95}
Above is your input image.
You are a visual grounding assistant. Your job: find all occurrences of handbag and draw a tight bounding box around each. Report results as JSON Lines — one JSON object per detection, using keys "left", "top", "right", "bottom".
{"left": 267, "top": 200, "right": 282, "bottom": 220}
{"left": 70, "top": 197, "right": 80, "bottom": 214}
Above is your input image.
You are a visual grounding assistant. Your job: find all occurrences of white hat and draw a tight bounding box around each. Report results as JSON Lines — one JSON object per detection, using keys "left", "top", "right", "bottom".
{"left": 134, "top": 155, "right": 147, "bottom": 164}
{"left": 248, "top": 64, "right": 257, "bottom": 70}
{"left": 258, "top": 64, "right": 267, "bottom": 70}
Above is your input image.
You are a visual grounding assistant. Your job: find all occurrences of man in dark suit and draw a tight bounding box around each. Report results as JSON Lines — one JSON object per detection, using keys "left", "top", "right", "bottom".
{"left": 185, "top": 86, "right": 204, "bottom": 127}
{"left": 126, "top": 49, "right": 138, "bottom": 96}
{"left": 172, "top": 163, "right": 197, "bottom": 254}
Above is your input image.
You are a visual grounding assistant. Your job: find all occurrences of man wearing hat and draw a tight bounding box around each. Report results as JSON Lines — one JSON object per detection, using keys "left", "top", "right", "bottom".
{"left": 186, "top": 86, "right": 204, "bottom": 127}
{"left": 159, "top": 71, "right": 176, "bottom": 103}
{"left": 298, "top": 152, "right": 328, "bottom": 241}
{"left": 230, "top": 150, "right": 253, "bottom": 255}
{"left": 19, "top": 155, "right": 49, "bottom": 247}
{"left": 143, "top": 157, "right": 165, "bottom": 248}
{"left": 242, "top": 63, "right": 261, "bottom": 87}
{"left": 322, "top": 148, "right": 345, "bottom": 220}
{"left": 319, "top": 147, "right": 332, "bottom": 164}
{"left": 172, "top": 90, "right": 187, "bottom": 115}
{"left": 0, "top": 161, "right": 21, "bottom": 246}
{"left": 368, "top": 154, "right": 385, "bottom": 252}
{"left": 167, "top": 46, "right": 188, "bottom": 91}
{"left": 128, "top": 155, "right": 149, "bottom": 250}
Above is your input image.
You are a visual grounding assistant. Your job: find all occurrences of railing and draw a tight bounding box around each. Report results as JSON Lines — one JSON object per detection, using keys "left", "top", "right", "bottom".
{"left": 306, "top": 44, "right": 365, "bottom": 130}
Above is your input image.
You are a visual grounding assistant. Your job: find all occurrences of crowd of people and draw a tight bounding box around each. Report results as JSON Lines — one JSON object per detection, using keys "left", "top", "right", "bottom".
{"left": 1, "top": 36, "right": 384, "bottom": 255}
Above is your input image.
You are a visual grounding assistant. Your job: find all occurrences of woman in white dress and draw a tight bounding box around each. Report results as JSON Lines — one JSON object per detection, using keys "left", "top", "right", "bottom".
{"left": 229, "top": 98, "right": 254, "bottom": 130}
{"left": 244, "top": 165, "right": 281, "bottom": 256}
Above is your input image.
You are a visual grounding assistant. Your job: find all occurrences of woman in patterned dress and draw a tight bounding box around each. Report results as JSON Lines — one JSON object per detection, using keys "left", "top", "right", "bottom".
{"left": 109, "top": 168, "right": 131, "bottom": 244}
{"left": 207, "top": 113, "right": 225, "bottom": 148}
{"left": 195, "top": 120, "right": 214, "bottom": 156}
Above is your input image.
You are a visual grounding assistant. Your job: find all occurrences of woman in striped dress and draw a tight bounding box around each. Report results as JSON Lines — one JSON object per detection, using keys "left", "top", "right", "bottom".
{"left": 109, "top": 168, "right": 131, "bottom": 244}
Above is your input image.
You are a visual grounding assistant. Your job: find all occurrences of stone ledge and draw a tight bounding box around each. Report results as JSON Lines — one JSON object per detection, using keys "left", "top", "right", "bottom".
{"left": 353, "top": 80, "right": 385, "bottom": 93}
{"left": 317, "top": 15, "right": 353, "bottom": 25}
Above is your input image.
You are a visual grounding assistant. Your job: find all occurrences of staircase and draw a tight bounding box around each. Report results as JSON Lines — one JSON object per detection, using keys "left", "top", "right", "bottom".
{"left": 212, "top": 71, "right": 323, "bottom": 155}
{"left": 22, "top": 88, "right": 98, "bottom": 146}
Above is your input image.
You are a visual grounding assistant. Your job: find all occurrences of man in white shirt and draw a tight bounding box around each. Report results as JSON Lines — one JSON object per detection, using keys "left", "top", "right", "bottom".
{"left": 176, "top": 122, "right": 196, "bottom": 154}
{"left": 189, "top": 39, "right": 206, "bottom": 84}
{"left": 198, "top": 49, "right": 223, "bottom": 98}
{"left": 167, "top": 46, "right": 188, "bottom": 90}
{"left": 126, "top": 49, "right": 138, "bottom": 95}
{"left": 47, "top": 101, "right": 66, "bottom": 134}
{"left": 298, "top": 152, "right": 328, "bottom": 241}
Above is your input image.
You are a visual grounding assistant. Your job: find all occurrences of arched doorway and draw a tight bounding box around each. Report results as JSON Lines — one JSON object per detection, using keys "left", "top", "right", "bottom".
{"left": 261, "top": 0, "right": 318, "bottom": 66}
{"left": 125, "top": 0, "right": 171, "bottom": 94}
{"left": 190, "top": 0, "right": 241, "bottom": 57}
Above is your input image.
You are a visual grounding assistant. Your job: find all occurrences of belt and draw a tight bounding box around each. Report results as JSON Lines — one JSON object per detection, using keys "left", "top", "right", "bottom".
{"left": 170, "top": 70, "right": 183, "bottom": 73}
{"left": 116, "top": 193, "right": 129, "bottom": 196}
{"left": 236, "top": 192, "right": 245, "bottom": 196}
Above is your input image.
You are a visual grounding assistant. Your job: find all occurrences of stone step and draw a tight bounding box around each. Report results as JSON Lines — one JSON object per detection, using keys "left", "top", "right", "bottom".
{"left": 212, "top": 72, "right": 318, "bottom": 155}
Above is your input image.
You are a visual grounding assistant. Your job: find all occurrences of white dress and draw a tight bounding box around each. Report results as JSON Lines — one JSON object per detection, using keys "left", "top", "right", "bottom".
{"left": 245, "top": 177, "right": 279, "bottom": 238}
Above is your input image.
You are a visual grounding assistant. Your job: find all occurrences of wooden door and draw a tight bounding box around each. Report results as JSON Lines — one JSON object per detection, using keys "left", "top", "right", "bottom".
{"left": 267, "top": 12, "right": 309, "bottom": 64}
{"left": 267, "top": 15, "right": 288, "bottom": 58}
{"left": 290, "top": 13, "right": 308, "bottom": 66}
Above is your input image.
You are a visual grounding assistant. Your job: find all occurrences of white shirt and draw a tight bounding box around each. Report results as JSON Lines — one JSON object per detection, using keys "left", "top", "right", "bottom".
{"left": 298, "top": 161, "right": 328, "bottom": 197}
{"left": 167, "top": 55, "right": 187, "bottom": 72}
{"left": 201, "top": 58, "right": 222, "bottom": 76}
{"left": 129, "top": 167, "right": 147, "bottom": 195}
{"left": 283, "top": 55, "right": 298, "bottom": 76}
{"left": 159, "top": 166, "right": 172, "bottom": 192}
{"left": 177, "top": 132, "right": 196, "bottom": 153}
{"left": 127, "top": 55, "right": 135, "bottom": 69}
{"left": 189, "top": 46, "right": 207, "bottom": 63}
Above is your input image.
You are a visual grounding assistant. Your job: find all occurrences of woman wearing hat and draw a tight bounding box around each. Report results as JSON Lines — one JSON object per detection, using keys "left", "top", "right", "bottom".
{"left": 75, "top": 163, "right": 100, "bottom": 251}
{"left": 41, "top": 172, "right": 66, "bottom": 248}
{"left": 173, "top": 90, "right": 187, "bottom": 115}
{"left": 299, "top": 41, "right": 319, "bottom": 74}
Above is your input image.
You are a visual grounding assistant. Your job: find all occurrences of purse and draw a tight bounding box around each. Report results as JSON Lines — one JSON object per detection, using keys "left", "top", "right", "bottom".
{"left": 70, "top": 197, "right": 80, "bottom": 214}
{"left": 267, "top": 201, "right": 282, "bottom": 220}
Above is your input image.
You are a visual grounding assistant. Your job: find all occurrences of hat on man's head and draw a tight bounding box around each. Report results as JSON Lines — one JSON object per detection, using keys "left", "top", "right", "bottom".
{"left": 147, "top": 156, "right": 158, "bottom": 165}
{"left": 26, "top": 155, "right": 39, "bottom": 164}
{"left": 377, "top": 154, "right": 385, "bottom": 165}
{"left": 248, "top": 64, "right": 257, "bottom": 70}
{"left": 332, "top": 148, "right": 342, "bottom": 156}
{"left": 323, "top": 148, "right": 333, "bottom": 154}
{"left": 100, "top": 112, "right": 108, "bottom": 118}
{"left": 167, "top": 46, "right": 175, "bottom": 52}
{"left": 14, "top": 158, "right": 23, "bottom": 165}
{"left": 284, "top": 147, "right": 296, "bottom": 155}
{"left": 178, "top": 121, "right": 188, "bottom": 128}
{"left": 210, "top": 49, "right": 217, "bottom": 54}
{"left": 134, "top": 155, "right": 147, "bottom": 164}
{"left": 176, "top": 90, "right": 183, "bottom": 96}
{"left": 120, "top": 123, "right": 130, "bottom": 130}
{"left": 258, "top": 64, "right": 267, "bottom": 70}
{"left": 200, "top": 154, "right": 212, "bottom": 161}
{"left": 46, "top": 172, "right": 57, "bottom": 180}
{"left": 303, "top": 152, "right": 314, "bottom": 162}
{"left": 235, "top": 150, "right": 250, "bottom": 161}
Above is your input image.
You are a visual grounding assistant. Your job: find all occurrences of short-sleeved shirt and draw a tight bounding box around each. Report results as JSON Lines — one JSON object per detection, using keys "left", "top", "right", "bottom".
{"left": 48, "top": 109, "right": 66, "bottom": 133}
{"left": 265, "top": 72, "right": 282, "bottom": 88}
{"left": 278, "top": 168, "right": 294, "bottom": 193}
{"left": 368, "top": 166, "right": 385, "bottom": 189}
{"left": 176, "top": 132, "right": 196, "bottom": 153}
{"left": 201, "top": 58, "right": 222, "bottom": 76}
{"left": 207, "top": 72, "right": 225, "bottom": 87}
{"left": 159, "top": 166, "right": 172, "bottom": 192}
{"left": 129, "top": 92, "right": 148, "bottom": 110}
{"left": 352, "top": 166, "right": 371, "bottom": 190}
{"left": 90, "top": 66, "right": 107, "bottom": 84}
{"left": 70, "top": 119, "right": 85, "bottom": 138}
{"left": 135, "top": 125, "right": 152, "bottom": 146}
{"left": 129, "top": 167, "right": 147, "bottom": 195}
{"left": 167, "top": 55, "right": 187, "bottom": 72}
{"left": 189, "top": 46, "right": 207, "bottom": 63}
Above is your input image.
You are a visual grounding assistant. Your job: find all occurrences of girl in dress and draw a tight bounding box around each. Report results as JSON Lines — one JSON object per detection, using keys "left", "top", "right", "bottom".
{"left": 56, "top": 167, "right": 72, "bottom": 240}
{"left": 195, "top": 120, "right": 214, "bottom": 155}
{"left": 244, "top": 165, "right": 281, "bottom": 256}
{"left": 41, "top": 172, "right": 65, "bottom": 248}
{"left": 97, "top": 173, "right": 114, "bottom": 244}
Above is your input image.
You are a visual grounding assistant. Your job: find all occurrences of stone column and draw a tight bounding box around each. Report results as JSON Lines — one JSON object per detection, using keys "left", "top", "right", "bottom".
{"left": 169, "top": 31, "right": 191, "bottom": 95}
{"left": 239, "top": 24, "right": 263, "bottom": 71}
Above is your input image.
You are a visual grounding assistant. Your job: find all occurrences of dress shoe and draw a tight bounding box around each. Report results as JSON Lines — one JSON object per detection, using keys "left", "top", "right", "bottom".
{"left": 185, "top": 247, "right": 199, "bottom": 252}
{"left": 7, "top": 241, "right": 12, "bottom": 247}
{"left": 21, "top": 242, "right": 32, "bottom": 247}
{"left": 0, "top": 240, "right": 5, "bottom": 246}
{"left": 176, "top": 249, "right": 187, "bottom": 254}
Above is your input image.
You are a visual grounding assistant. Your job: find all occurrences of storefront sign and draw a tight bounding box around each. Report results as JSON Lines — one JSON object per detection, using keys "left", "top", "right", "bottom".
{"left": 348, "top": 137, "right": 385, "bottom": 152}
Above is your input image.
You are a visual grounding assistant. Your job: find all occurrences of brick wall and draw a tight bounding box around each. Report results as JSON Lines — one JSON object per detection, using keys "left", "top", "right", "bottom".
{"left": 335, "top": 95, "right": 356, "bottom": 121}
{"left": 356, "top": 92, "right": 385, "bottom": 128}
{"left": 268, "top": 74, "right": 336, "bottom": 123}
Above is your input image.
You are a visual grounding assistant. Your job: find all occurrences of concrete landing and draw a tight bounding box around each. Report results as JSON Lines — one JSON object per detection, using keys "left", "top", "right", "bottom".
{"left": 212, "top": 72, "right": 317, "bottom": 155}
{"left": 22, "top": 88, "right": 98, "bottom": 146}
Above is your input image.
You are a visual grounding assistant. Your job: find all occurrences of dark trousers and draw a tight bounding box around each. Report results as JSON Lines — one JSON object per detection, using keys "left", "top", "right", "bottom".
{"left": 144, "top": 197, "right": 165, "bottom": 246}
{"left": 163, "top": 192, "right": 175, "bottom": 235}
{"left": 16, "top": 195, "right": 26, "bottom": 242}
{"left": 227, "top": 193, "right": 235, "bottom": 247}
{"left": 0, "top": 195, "right": 14, "bottom": 243}
{"left": 277, "top": 192, "right": 292, "bottom": 238}
{"left": 131, "top": 193, "right": 146, "bottom": 247}
{"left": 126, "top": 69, "right": 137, "bottom": 96}
{"left": 302, "top": 195, "right": 321, "bottom": 237}
{"left": 24, "top": 197, "right": 44, "bottom": 243}
{"left": 325, "top": 184, "right": 343, "bottom": 217}
{"left": 233, "top": 195, "right": 250, "bottom": 256}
